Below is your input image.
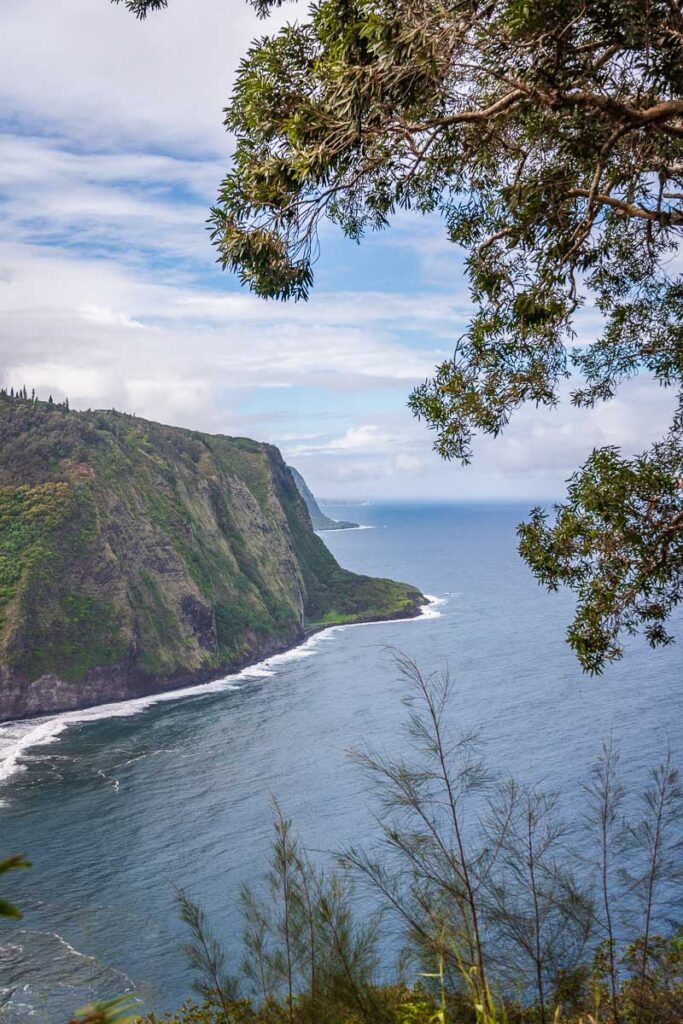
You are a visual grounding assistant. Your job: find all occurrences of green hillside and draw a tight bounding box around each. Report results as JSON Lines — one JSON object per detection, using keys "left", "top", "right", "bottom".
{"left": 0, "top": 395, "right": 424, "bottom": 719}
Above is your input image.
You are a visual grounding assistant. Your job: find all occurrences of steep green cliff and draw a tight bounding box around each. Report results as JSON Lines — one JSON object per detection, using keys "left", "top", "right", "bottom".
{"left": 0, "top": 397, "right": 424, "bottom": 719}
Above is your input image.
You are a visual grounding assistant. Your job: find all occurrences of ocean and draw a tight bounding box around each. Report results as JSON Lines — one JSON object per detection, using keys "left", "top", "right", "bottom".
{"left": 0, "top": 501, "right": 681, "bottom": 1021}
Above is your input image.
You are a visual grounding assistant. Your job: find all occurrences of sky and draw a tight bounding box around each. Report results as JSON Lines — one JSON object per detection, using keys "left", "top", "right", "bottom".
{"left": 0, "top": 0, "right": 676, "bottom": 501}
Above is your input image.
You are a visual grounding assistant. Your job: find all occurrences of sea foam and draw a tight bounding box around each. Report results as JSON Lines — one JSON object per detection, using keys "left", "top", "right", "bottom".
{"left": 0, "top": 595, "right": 445, "bottom": 789}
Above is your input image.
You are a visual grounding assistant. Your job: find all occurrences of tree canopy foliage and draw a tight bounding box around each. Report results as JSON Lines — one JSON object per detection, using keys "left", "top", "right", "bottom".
{"left": 114, "top": 0, "right": 683, "bottom": 673}
{"left": 111, "top": 0, "right": 168, "bottom": 18}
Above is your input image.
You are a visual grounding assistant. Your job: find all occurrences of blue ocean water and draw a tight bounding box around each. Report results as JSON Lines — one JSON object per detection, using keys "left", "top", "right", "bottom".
{"left": 0, "top": 501, "right": 680, "bottom": 1021}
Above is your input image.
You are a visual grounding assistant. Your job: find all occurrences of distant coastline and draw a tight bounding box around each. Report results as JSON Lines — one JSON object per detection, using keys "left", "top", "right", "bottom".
{"left": 287, "top": 466, "right": 359, "bottom": 530}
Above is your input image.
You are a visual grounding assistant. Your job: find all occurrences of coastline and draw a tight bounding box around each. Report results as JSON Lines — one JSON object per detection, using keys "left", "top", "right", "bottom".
{"left": 0, "top": 595, "right": 443, "bottom": 787}
{"left": 314, "top": 524, "right": 374, "bottom": 532}
{"left": 0, "top": 596, "right": 427, "bottom": 726}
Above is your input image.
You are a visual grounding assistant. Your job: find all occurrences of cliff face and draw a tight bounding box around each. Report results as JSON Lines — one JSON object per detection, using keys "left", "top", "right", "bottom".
{"left": 287, "top": 466, "right": 358, "bottom": 531}
{"left": 0, "top": 398, "right": 424, "bottom": 720}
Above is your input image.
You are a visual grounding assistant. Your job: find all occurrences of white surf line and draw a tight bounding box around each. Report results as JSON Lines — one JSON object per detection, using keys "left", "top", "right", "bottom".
{"left": 0, "top": 595, "right": 446, "bottom": 788}
{"left": 315, "top": 524, "right": 376, "bottom": 532}
{"left": 95, "top": 747, "right": 180, "bottom": 794}
{"left": 23, "top": 929, "right": 138, "bottom": 990}
{"left": 419, "top": 593, "right": 447, "bottom": 618}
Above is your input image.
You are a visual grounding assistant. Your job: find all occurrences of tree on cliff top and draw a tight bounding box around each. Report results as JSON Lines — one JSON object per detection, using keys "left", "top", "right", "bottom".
{"left": 114, "top": 0, "right": 683, "bottom": 674}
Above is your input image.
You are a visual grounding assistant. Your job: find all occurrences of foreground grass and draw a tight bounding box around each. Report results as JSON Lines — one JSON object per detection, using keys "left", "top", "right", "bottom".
{"left": 140, "top": 950, "right": 683, "bottom": 1024}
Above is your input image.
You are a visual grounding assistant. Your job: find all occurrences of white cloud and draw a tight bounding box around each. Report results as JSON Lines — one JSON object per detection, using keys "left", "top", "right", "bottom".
{"left": 289, "top": 424, "right": 407, "bottom": 456}
{"left": 5, "top": 364, "right": 111, "bottom": 405}
{"left": 329, "top": 425, "right": 396, "bottom": 452}
{"left": 478, "top": 378, "right": 677, "bottom": 479}
{"left": 0, "top": 242, "right": 448, "bottom": 446}
{"left": 125, "top": 376, "right": 213, "bottom": 423}
{"left": 80, "top": 305, "right": 145, "bottom": 329}
{"left": 0, "top": 135, "right": 222, "bottom": 193}
{"left": 0, "top": 0, "right": 282, "bottom": 151}
{"left": 395, "top": 453, "right": 424, "bottom": 473}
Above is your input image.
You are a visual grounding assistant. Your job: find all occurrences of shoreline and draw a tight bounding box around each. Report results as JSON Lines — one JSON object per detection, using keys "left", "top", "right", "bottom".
{"left": 0, "top": 597, "right": 427, "bottom": 726}
{"left": 0, "top": 595, "right": 444, "bottom": 787}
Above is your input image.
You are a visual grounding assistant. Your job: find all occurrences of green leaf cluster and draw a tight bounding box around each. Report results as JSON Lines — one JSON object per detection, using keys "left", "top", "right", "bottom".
{"left": 519, "top": 413, "right": 683, "bottom": 672}
{"left": 216, "top": 0, "right": 683, "bottom": 671}
{"left": 0, "top": 854, "right": 30, "bottom": 919}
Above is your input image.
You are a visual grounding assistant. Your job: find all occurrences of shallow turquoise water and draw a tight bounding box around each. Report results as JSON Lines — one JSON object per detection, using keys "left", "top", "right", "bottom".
{"left": 0, "top": 502, "right": 681, "bottom": 1021}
